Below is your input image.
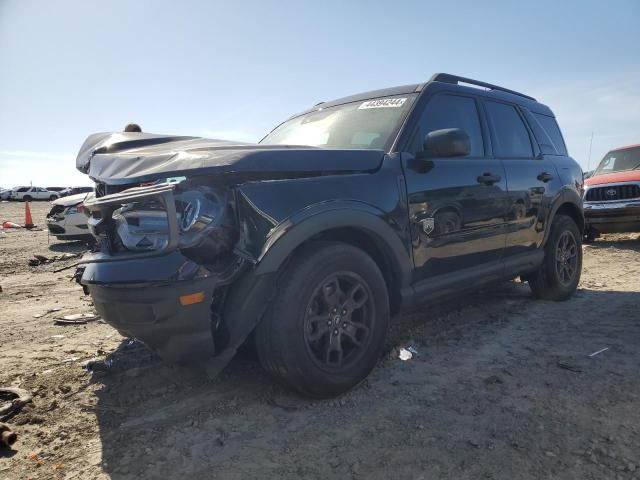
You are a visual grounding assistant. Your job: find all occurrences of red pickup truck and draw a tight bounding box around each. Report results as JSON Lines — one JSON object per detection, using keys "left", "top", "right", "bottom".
{"left": 584, "top": 144, "right": 640, "bottom": 240}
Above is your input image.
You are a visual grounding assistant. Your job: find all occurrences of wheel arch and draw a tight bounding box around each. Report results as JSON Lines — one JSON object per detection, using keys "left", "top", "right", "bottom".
{"left": 253, "top": 203, "right": 413, "bottom": 315}
{"left": 544, "top": 188, "right": 584, "bottom": 245}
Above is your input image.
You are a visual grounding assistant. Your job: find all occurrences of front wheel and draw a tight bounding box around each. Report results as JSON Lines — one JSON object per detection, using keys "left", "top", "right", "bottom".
{"left": 49, "top": 195, "right": 57, "bottom": 201}
{"left": 255, "top": 241, "right": 389, "bottom": 398}
{"left": 528, "top": 214, "right": 582, "bottom": 301}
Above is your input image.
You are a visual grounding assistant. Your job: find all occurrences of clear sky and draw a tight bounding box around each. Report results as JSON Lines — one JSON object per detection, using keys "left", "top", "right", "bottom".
{"left": 1, "top": 0, "right": 639, "bottom": 187}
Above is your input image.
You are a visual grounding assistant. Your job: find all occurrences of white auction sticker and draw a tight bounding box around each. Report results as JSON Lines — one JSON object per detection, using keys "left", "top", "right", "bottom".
{"left": 358, "top": 98, "right": 407, "bottom": 109}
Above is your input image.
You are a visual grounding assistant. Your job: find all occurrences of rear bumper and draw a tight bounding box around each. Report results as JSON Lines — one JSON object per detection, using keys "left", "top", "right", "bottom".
{"left": 87, "top": 276, "right": 218, "bottom": 364}
{"left": 584, "top": 199, "right": 640, "bottom": 233}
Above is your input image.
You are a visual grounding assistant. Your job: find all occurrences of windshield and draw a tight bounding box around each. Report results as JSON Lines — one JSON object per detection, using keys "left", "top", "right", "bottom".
{"left": 594, "top": 147, "right": 640, "bottom": 175}
{"left": 260, "top": 94, "right": 416, "bottom": 150}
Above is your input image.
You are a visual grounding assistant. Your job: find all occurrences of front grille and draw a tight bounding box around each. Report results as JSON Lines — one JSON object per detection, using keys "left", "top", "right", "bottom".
{"left": 585, "top": 184, "right": 640, "bottom": 202}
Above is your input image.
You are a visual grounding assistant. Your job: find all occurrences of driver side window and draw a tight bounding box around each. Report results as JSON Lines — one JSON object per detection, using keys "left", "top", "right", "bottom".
{"left": 410, "top": 94, "right": 485, "bottom": 157}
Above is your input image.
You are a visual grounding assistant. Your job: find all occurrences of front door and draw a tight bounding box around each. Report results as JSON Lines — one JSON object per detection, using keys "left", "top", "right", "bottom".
{"left": 402, "top": 93, "right": 509, "bottom": 283}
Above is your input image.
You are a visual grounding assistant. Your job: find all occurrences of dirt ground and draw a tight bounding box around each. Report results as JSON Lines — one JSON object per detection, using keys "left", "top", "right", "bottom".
{"left": 1, "top": 200, "right": 639, "bottom": 480}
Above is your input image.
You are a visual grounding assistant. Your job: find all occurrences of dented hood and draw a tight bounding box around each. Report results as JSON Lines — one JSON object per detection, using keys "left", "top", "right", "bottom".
{"left": 51, "top": 192, "right": 92, "bottom": 207}
{"left": 76, "top": 132, "right": 385, "bottom": 185}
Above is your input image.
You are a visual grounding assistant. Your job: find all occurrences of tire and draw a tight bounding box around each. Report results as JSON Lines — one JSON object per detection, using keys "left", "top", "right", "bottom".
{"left": 528, "top": 214, "right": 582, "bottom": 301}
{"left": 255, "top": 241, "right": 389, "bottom": 398}
{"left": 49, "top": 195, "right": 57, "bottom": 201}
{"left": 23, "top": 195, "right": 32, "bottom": 202}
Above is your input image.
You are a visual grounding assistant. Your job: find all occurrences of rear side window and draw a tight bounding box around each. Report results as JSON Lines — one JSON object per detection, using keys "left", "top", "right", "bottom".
{"left": 485, "top": 101, "right": 533, "bottom": 158}
{"left": 533, "top": 113, "right": 567, "bottom": 155}
{"left": 17, "top": 187, "right": 29, "bottom": 192}
{"left": 410, "top": 94, "right": 484, "bottom": 157}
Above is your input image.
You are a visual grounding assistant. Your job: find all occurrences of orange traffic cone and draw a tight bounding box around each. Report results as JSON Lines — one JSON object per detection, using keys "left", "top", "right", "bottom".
{"left": 24, "top": 201, "right": 35, "bottom": 229}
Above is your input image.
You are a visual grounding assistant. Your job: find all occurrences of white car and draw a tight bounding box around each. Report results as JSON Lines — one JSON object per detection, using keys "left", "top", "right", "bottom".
{"left": 46, "top": 192, "right": 94, "bottom": 242}
{"left": 11, "top": 186, "right": 61, "bottom": 201}
{"left": 0, "top": 188, "right": 11, "bottom": 200}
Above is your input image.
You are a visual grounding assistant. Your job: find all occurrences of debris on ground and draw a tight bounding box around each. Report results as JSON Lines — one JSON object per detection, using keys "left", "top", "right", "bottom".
{"left": 1, "top": 221, "right": 23, "bottom": 229}
{"left": 398, "top": 347, "right": 414, "bottom": 361}
{"left": 28, "top": 252, "right": 82, "bottom": 266}
{"left": 589, "top": 347, "right": 609, "bottom": 358}
{"left": 84, "top": 339, "right": 158, "bottom": 374}
{"left": 33, "top": 307, "right": 63, "bottom": 318}
{"left": 0, "top": 422, "right": 18, "bottom": 448}
{"left": 557, "top": 362, "right": 582, "bottom": 373}
{"left": 54, "top": 313, "right": 99, "bottom": 325}
{"left": 0, "top": 387, "right": 33, "bottom": 422}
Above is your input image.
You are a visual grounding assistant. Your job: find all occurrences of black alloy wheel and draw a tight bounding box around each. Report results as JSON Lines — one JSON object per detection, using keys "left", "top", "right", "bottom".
{"left": 303, "top": 272, "right": 374, "bottom": 370}
{"left": 555, "top": 230, "right": 578, "bottom": 286}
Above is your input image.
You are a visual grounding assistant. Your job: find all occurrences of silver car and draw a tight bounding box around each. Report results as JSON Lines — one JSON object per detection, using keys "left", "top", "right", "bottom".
{"left": 46, "top": 192, "right": 94, "bottom": 242}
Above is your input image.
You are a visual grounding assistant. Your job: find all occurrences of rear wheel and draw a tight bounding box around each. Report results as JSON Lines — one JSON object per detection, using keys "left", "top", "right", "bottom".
{"left": 255, "top": 241, "right": 389, "bottom": 398}
{"left": 528, "top": 214, "right": 582, "bottom": 300}
{"left": 23, "top": 195, "right": 32, "bottom": 202}
{"left": 49, "top": 195, "right": 57, "bottom": 201}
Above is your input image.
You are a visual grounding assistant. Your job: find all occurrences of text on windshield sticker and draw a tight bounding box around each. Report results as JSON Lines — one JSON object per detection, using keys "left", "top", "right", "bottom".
{"left": 358, "top": 98, "right": 407, "bottom": 109}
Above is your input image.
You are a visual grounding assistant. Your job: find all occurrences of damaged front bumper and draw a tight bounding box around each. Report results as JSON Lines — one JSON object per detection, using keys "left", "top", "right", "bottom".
{"left": 77, "top": 182, "right": 243, "bottom": 365}
{"left": 86, "top": 273, "right": 219, "bottom": 364}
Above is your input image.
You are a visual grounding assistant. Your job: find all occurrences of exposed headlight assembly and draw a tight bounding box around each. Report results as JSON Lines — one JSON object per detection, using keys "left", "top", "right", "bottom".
{"left": 83, "top": 181, "right": 236, "bottom": 265}
{"left": 112, "top": 185, "right": 229, "bottom": 253}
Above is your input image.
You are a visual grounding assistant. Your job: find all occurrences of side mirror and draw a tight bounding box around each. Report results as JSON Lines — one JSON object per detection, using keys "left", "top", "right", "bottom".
{"left": 419, "top": 128, "right": 470, "bottom": 159}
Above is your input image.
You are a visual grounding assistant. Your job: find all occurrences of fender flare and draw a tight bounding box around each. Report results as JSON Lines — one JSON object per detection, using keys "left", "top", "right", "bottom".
{"left": 543, "top": 187, "right": 584, "bottom": 245}
{"left": 253, "top": 200, "right": 413, "bottom": 289}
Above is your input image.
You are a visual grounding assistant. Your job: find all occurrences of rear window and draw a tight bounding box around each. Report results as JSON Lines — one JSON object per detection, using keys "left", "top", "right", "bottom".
{"left": 533, "top": 113, "right": 567, "bottom": 155}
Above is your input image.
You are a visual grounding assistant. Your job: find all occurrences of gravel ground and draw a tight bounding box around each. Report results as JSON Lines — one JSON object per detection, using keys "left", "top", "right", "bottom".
{"left": 1, "top": 200, "right": 639, "bottom": 480}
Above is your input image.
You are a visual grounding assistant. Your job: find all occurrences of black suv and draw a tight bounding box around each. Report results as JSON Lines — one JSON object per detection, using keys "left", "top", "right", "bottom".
{"left": 75, "top": 73, "right": 583, "bottom": 397}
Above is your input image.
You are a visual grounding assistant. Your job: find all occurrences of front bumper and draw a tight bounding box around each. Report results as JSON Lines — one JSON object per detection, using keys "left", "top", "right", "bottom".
{"left": 46, "top": 218, "right": 91, "bottom": 239}
{"left": 87, "top": 276, "right": 218, "bottom": 364}
{"left": 584, "top": 199, "right": 640, "bottom": 233}
{"left": 79, "top": 250, "right": 224, "bottom": 363}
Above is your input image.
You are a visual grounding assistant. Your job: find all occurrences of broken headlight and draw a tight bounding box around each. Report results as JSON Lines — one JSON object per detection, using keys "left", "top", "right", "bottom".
{"left": 112, "top": 185, "right": 229, "bottom": 253}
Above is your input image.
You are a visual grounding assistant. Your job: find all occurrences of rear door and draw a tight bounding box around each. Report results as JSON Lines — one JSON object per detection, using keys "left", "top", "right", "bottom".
{"left": 482, "top": 100, "right": 562, "bottom": 259}
{"left": 402, "top": 93, "right": 509, "bottom": 283}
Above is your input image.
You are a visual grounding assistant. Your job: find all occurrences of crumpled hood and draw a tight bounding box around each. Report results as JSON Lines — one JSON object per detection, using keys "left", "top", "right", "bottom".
{"left": 51, "top": 192, "right": 93, "bottom": 207}
{"left": 76, "top": 132, "right": 385, "bottom": 185}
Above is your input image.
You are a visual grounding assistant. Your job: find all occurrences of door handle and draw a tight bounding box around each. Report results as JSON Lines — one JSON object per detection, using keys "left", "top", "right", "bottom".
{"left": 537, "top": 172, "right": 554, "bottom": 183}
{"left": 477, "top": 172, "right": 501, "bottom": 185}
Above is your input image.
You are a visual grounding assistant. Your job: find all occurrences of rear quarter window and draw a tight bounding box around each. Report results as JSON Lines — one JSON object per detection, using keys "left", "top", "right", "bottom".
{"left": 484, "top": 101, "right": 533, "bottom": 158}
{"left": 533, "top": 113, "right": 567, "bottom": 156}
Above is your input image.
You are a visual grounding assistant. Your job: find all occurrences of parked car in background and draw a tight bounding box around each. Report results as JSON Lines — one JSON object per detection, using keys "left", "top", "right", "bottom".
{"left": 59, "top": 186, "right": 94, "bottom": 197}
{"left": 10, "top": 186, "right": 61, "bottom": 201}
{"left": 46, "top": 193, "right": 94, "bottom": 242}
{"left": 0, "top": 188, "right": 11, "bottom": 200}
{"left": 584, "top": 144, "right": 640, "bottom": 240}
{"left": 74, "top": 73, "right": 583, "bottom": 397}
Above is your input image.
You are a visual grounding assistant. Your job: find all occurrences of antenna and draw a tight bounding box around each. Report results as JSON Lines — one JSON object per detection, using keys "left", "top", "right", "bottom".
{"left": 586, "top": 132, "right": 594, "bottom": 171}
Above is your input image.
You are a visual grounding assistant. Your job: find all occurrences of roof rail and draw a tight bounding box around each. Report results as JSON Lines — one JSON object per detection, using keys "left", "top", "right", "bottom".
{"left": 429, "top": 73, "right": 536, "bottom": 101}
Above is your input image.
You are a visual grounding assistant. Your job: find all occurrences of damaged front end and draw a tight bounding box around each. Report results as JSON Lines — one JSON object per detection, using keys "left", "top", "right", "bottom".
{"left": 77, "top": 178, "right": 247, "bottom": 364}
